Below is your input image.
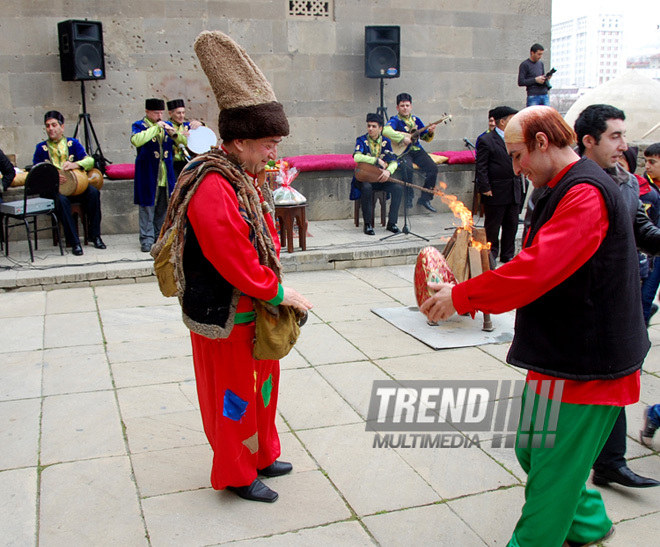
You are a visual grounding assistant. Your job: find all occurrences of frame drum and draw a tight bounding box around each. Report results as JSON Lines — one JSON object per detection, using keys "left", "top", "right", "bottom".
{"left": 187, "top": 126, "right": 218, "bottom": 155}
{"left": 60, "top": 169, "right": 89, "bottom": 196}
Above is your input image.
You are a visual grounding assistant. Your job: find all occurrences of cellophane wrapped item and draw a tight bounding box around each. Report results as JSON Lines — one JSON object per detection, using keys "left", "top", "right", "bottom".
{"left": 272, "top": 163, "right": 307, "bottom": 205}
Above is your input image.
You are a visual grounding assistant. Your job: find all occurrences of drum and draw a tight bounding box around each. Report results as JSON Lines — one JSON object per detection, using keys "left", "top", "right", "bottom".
{"left": 186, "top": 126, "right": 218, "bottom": 155}
{"left": 11, "top": 171, "right": 27, "bottom": 187}
{"left": 87, "top": 167, "right": 104, "bottom": 191}
{"left": 414, "top": 246, "right": 456, "bottom": 308}
{"left": 60, "top": 169, "right": 89, "bottom": 196}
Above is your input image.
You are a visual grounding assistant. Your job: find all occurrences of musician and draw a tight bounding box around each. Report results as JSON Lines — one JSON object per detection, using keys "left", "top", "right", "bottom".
{"left": 131, "top": 98, "right": 184, "bottom": 253}
{"left": 33, "top": 111, "right": 105, "bottom": 256}
{"left": 383, "top": 93, "right": 438, "bottom": 212}
{"left": 475, "top": 106, "right": 523, "bottom": 264}
{"left": 351, "top": 113, "right": 402, "bottom": 235}
{"left": 166, "top": 99, "right": 203, "bottom": 178}
{"left": 0, "top": 147, "right": 15, "bottom": 200}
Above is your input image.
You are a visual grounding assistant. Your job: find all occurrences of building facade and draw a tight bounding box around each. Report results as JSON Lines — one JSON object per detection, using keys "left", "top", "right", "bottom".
{"left": 1, "top": 1, "right": 551, "bottom": 167}
{"left": 551, "top": 13, "right": 625, "bottom": 89}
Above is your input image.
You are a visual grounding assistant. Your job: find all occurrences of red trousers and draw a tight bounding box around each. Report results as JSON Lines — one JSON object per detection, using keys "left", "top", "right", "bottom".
{"left": 190, "top": 323, "right": 281, "bottom": 489}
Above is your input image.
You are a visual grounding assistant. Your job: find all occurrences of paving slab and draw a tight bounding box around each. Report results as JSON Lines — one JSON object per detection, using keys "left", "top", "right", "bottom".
{"left": 0, "top": 467, "right": 38, "bottom": 547}
{"left": 298, "top": 423, "right": 440, "bottom": 516}
{"left": 0, "top": 399, "right": 41, "bottom": 469}
{"left": 39, "top": 457, "right": 147, "bottom": 547}
{"left": 141, "top": 470, "right": 351, "bottom": 546}
{"left": 40, "top": 390, "right": 126, "bottom": 465}
{"left": 362, "top": 503, "right": 487, "bottom": 546}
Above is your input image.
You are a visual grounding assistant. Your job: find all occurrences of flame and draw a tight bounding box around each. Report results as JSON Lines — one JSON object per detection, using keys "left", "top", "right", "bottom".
{"left": 433, "top": 181, "right": 490, "bottom": 251}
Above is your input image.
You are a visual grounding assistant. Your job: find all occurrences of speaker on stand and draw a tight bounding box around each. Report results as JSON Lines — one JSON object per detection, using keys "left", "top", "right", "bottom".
{"left": 365, "top": 25, "right": 400, "bottom": 122}
{"left": 57, "top": 20, "right": 109, "bottom": 169}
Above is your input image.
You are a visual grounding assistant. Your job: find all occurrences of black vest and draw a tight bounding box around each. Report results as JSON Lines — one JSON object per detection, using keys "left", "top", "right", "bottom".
{"left": 507, "top": 158, "right": 649, "bottom": 380}
{"left": 181, "top": 221, "right": 238, "bottom": 334}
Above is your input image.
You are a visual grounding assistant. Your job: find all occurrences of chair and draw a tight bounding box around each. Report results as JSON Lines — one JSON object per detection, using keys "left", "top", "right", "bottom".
{"left": 353, "top": 190, "right": 387, "bottom": 227}
{"left": 274, "top": 204, "right": 307, "bottom": 253}
{"left": 1, "top": 162, "right": 64, "bottom": 262}
{"left": 53, "top": 202, "right": 88, "bottom": 246}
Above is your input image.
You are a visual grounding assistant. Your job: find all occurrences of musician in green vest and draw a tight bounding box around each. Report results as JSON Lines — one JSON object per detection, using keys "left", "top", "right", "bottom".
{"left": 383, "top": 93, "right": 438, "bottom": 212}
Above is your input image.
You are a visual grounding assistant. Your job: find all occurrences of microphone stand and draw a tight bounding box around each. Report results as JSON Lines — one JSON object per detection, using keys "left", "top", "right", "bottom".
{"left": 381, "top": 148, "right": 428, "bottom": 242}
{"left": 465, "top": 139, "right": 483, "bottom": 225}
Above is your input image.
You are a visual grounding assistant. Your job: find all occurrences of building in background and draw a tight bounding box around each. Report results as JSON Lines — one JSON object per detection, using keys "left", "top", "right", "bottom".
{"left": 552, "top": 13, "right": 625, "bottom": 88}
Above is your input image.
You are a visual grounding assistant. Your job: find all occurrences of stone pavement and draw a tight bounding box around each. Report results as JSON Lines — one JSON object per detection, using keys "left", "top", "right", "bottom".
{"left": 1, "top": 214, "right": 660, "bottom": 546}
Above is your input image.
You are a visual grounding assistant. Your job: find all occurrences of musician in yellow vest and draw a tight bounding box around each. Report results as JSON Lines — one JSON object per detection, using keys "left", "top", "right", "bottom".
{"left": 165, "top": 99, "right": 203, "bottom": 178}
{"left": 33, "top": 111, "right": 106, "bottom": 256}
{"left": 383, "top": 93, "right": 438, "bottom": 212}
{"left": 351, "top": 113, "right": 402, "bottom": 235}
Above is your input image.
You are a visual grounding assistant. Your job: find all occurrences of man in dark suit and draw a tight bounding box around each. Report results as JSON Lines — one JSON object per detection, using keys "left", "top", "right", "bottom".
{"left": 476, "top": 106, "right": 523, "bottom": 263}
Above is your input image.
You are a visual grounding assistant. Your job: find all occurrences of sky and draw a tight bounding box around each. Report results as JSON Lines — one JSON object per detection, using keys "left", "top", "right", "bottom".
{"left": 552, "top": 0, "right": 660, "bottom": 57}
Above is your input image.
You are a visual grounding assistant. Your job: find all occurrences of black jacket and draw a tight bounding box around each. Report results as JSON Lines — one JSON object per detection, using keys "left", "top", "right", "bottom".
{"left": 475, "top": 130, "right": 523, "bottom": 206}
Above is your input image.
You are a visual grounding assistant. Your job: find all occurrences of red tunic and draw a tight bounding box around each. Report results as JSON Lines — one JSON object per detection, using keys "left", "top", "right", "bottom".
{"left": 452, "top": 163, "right": 639, "bottom": 405}
{"left": 186, "top": 171, "right": 284, "bottom": 489}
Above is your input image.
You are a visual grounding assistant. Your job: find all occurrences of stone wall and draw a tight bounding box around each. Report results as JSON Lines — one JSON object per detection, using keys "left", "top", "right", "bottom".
{"left": 1, "top": 0, "right": 550, "bottom": 167}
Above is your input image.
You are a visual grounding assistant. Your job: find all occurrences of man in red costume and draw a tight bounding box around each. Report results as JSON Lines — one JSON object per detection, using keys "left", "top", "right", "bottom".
{"left": 421, "top": 106, "right": 648, "bottom": 546}
{"left": 162, "top": 31, "right": 312, "bottom": 503}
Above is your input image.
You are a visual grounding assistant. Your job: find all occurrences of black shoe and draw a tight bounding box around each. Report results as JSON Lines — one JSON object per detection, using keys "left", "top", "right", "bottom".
{"left": 92, "top": 237, "right": 106, "bottom": 249}
{"left": 592, "top": 465, "right": 660, "bottom": 488}
{"left": 72, "top": 244, "right": 83, "bottom": 256}
{"left": 563, "top": 525, "right": 615, "bottom": 547}
{"left": 405, "top": 200, "right": 413, "bottom": 209}
{"left": 141, "top": 243, "right": 152, "bottom": 253}
{"left": 386, "top": 223, "right": 400, "bottom": 234}
{"left": 364, "top": 224, "right": 375, "bottom": 236}
{"left": 418, "top": 200, "right": 437, "bottom": 213}
{"left": 258, "top": 460, "right": 293, "bottom": 477}
{"left": 226, "top": 478, "right": 278, "bottom": 502}
{"left": 641, "top": 405, "right": 659, "bottom": 448}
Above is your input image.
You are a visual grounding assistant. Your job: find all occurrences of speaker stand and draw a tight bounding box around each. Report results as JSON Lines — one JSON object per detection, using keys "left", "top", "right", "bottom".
{"left": 376, "top": 77, "right": 388, "bottom": 123}
{"left": 73, "top": 80, "right": 109, "bottom": 166}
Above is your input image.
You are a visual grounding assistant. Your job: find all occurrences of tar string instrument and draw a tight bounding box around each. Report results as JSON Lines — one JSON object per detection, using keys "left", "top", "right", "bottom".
{"left": 390, "top": 114, "right": 452, "bottom": 156}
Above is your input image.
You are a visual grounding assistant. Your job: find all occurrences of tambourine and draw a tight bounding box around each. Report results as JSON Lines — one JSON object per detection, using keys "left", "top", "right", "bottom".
{"left": 414, "top": 246, "right": 456, "bottom": 308}
{"left": 186, "top": 126, "right": 218, "bottom": 155}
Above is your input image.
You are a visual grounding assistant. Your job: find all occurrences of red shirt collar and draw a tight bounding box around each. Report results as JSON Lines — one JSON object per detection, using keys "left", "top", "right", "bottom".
{"left": 547, "top": 160, "right": 579, "bottom": 189}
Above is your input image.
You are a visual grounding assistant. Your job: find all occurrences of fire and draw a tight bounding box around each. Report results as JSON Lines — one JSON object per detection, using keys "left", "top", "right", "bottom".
{"left": 434, "top": 181, "right": 489, "bottom": 250}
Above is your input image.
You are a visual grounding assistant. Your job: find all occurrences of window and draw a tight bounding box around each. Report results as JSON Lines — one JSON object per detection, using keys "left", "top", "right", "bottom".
{"left": 288, "top": 0, "right": 332, "bottom": 19}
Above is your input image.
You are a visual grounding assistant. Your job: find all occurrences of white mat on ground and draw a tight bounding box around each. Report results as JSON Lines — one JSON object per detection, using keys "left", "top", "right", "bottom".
{"left": 371, "top": 306, "right": 516, "bottom": 350}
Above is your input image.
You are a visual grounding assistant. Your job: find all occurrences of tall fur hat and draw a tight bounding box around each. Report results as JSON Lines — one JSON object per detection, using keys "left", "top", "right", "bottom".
{"left": 193, "top": 31, "right": 289, "bottom": 142}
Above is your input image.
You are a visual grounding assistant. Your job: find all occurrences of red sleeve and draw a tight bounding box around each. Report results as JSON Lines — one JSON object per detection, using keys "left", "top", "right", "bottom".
{"left": 452, "top": 183, "right": 609, "bottom": 315}
{"left": 187, "top": 172, "right": 280, "bottom": 301}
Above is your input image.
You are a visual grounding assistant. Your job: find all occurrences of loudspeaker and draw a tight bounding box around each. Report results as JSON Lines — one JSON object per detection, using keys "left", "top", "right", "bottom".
{"left": 57, "top": 20, "right": 105, "bottom": 81}
{"left": 365, "top": 26, "right": 400, "bottom": 79}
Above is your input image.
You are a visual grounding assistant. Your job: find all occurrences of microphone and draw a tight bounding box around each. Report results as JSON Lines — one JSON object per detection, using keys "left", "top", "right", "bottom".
{"left": 463, "top": 137, "right": 476, "bottom": 149}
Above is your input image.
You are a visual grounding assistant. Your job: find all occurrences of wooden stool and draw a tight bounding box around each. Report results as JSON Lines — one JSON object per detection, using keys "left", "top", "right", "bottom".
{"left": 53, "top": 202, "right": 89, "bottom": 246}
{"left": 274, "top": 204, "right": 307, "bottom": 254}
{"left": 353, "top": 190, "right": 387, "bottom": 227}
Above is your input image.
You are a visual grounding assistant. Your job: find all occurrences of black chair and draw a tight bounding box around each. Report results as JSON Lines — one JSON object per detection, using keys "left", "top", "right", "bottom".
{"left": 2, "top": 162, "right": 64, "bottom": 261}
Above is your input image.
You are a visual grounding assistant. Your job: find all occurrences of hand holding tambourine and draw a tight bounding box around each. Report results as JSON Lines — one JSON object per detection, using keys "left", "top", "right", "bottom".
{"left": 414, "top": 247, "right": 457, "bottom": 323}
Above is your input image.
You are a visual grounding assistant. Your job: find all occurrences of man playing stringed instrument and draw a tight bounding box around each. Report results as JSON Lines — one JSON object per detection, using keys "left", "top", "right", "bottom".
{"left": 383, "top": 93, "right": 439, "bottom": 212}
{"left": 351, "top": 113, "right": 402, "bottom": 235}
{"left": 33, "top": 111, "right": 106, "bottom": 256}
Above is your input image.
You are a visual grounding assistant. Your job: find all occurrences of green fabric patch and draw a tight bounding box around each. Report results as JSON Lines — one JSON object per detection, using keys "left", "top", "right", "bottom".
{"left": 261, "top": 374, "right": 273, "bottom": 408}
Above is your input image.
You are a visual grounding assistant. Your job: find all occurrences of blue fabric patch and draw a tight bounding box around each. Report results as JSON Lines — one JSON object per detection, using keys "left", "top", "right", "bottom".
{"left": 223, "top": 389, "right": 248, "bottom": 421}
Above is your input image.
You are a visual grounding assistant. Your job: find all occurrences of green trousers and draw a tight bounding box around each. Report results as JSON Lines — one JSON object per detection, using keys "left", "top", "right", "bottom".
{"left": 508, "top": 384, "right": 620, "bottom": 547}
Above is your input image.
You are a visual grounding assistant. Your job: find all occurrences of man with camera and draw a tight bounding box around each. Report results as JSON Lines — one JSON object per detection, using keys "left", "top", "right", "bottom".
{"left": 518, "top": 43, "right": 554, "bottom": 107}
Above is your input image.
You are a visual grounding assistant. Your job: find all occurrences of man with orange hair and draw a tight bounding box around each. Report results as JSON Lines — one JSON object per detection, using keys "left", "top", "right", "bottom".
{"left": 421, "top": 106, "right": 648, "bottom": 546}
